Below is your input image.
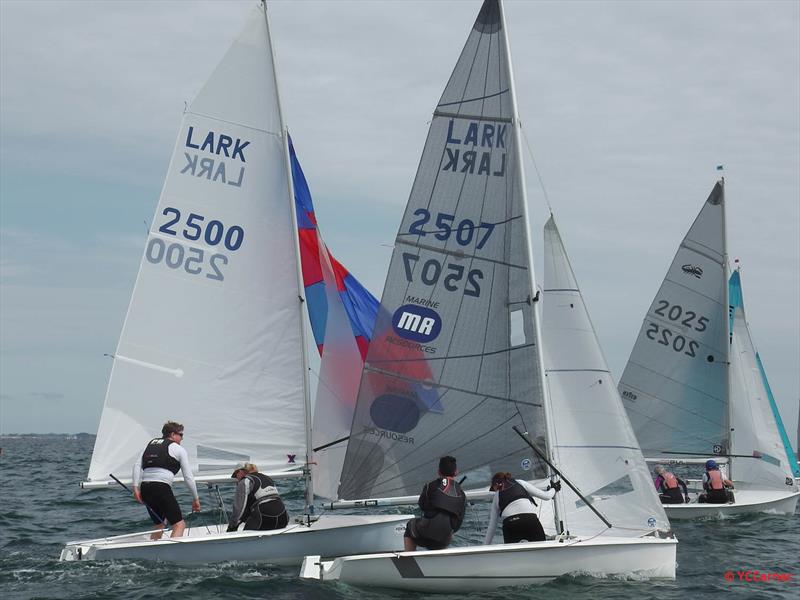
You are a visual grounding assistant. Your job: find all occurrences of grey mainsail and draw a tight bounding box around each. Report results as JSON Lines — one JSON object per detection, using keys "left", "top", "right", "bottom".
{"left": 338, "top": 0, "right": 547, "bottom": 500}
{"left": 619, "top": 181, "right": 729, "bottom": 458}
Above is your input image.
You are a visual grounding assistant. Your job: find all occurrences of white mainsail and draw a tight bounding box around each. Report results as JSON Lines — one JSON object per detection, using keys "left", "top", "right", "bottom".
{"left": 728, "top": 270, "right": 796, "bottom": 489}
{"left": 543, "top": 217, "right": 669, "bottom": 535}
{"left": 618, "top": 180, "right": 729, "bottom": 460}
{"left": 88, "top": 4, "right": 306, "bottom": 484}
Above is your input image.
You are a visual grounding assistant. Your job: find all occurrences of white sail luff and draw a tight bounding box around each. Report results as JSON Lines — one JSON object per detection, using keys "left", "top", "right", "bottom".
{"left": 721, "top": 178, "right": 733, "bottom": 479}
{"left": 261, "top": 0, "right": 316, "bottom": 510}
{"left": 497, "top": 0, "right": 565, "bottom": 534}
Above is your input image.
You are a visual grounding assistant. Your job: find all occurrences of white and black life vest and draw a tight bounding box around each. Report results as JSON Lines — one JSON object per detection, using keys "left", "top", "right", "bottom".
{"left": 498, "top": 479, "right": 536, "bottom": 513}
{"left": 141, "top": 438, "right": 181, "bottom": 474}
{"left": 245, "top": 473, "right": 281, "bottom": 509}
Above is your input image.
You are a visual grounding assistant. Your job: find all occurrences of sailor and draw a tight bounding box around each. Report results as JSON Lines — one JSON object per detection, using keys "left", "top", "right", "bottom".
{"left": 653, "top": 465, "right": 690, "bottom": 504}
{"left": 132, "top": 421, "right": 201, "bottom": 540}
{"left": 226, "top": 463, "right": 289, "bottom": 532}
{"left": 484, "top": 472, "right": 559, "bottom": 544}
{"left": 403, "top": 456, "right": 467, "bottom": 551}
{"left": 698, "top": 459, "right": 735, "bottom": 504}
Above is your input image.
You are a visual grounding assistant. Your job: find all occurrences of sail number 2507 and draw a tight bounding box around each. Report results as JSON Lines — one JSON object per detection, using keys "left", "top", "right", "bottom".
{"left": 408, "top": 209, "right": 495, "bottom": 249}
{"left": 402, "top": 252, "right": 483, "bottom": 297}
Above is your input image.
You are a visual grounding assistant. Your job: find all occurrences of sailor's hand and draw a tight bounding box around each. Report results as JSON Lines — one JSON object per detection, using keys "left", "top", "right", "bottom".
{"left": 547, "top": 480, "right": 562, "bottom": 493}
{"left": 191, "top": 498, "right": 201, "bottom": 513}
{"left": 133, "top": 488, "right": 142, "bottom": 503}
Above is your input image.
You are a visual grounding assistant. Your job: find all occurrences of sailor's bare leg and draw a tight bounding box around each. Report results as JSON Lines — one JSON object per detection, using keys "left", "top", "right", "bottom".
{"left": 404, "top": 537, "right": 417, "bottom": 551}
{"left": 150, "top": 523, "right": 165, "bottom": 541}
{"left": 171, "top": 520, "right": 187, "bottom": 538}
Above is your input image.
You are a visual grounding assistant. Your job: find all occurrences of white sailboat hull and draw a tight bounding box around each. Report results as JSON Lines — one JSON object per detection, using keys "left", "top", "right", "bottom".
{"left": 60, "top": 514, "right": 410, "bottom": 565}
{"left": 300, "top": 535, "right": 677, "bottom": 592}
{"left": 663, "top": 489, "right": 799, "bottom": 520}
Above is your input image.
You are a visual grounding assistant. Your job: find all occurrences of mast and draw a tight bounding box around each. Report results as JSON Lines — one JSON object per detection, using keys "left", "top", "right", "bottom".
{"left": 497, "top": 0, "right": 566, "bottom": 534}
{"left": 721, "top": 177, "right": 732, "bottom": 480}
{"left": 262, "top": 0, "right": 315, "bottom": 512}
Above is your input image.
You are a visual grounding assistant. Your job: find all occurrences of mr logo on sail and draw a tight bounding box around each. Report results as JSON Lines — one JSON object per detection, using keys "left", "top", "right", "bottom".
{"left": 392, "top": 304, "right": 442, "bottom": 344}
{"left": 181, "top": 126, "right": 250, "bottom": 188}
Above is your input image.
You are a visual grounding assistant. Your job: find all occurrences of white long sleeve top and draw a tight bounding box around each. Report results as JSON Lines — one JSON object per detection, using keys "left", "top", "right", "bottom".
{"left": 484, "top": 479, "right": 555, "bottom": 545}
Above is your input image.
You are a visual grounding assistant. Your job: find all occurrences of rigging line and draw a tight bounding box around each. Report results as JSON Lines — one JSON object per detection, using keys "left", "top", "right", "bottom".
{"left": 623, "top": 403, "right": 723, "bottom": 449}
{"left": 625, "top": 361, "right": 727, "bottom": 409}
{"left": 307, "top": 364, "right": 351, "bottom": 409}
{"left": 342, "top": 388, "right": 451, "bottom": 487}
{"left": 362, "top": 365, "right": 541, "bottom": 407}
{"left": 520, "top": 126, "right": 552, "bottom": 214}
{"left": 513, "top": 426, "right": 612, "bottom": 529}
{"left": 367, "top": 341, "right": 537, "bottom": 364}
{"left": 370, "top": 409, "right": 524, "bottom": 492}
{"left": 376, "top": 418, "right": 540, "bottom": 494}
{"left": 396, "top": 214, "right": 523, "bottom": 238}
{"left": 436, "top": 87, "right": 510, "bottom": 108}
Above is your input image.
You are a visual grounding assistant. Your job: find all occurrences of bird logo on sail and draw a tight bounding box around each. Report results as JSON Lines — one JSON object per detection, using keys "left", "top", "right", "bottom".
{"left": 681, "top": 264, "right": 703, "bottom": 279}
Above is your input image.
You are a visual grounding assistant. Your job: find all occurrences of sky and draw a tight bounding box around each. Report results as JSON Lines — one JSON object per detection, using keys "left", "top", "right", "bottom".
{"left": 1, "top": 0, "right": 798, "bottom": 439}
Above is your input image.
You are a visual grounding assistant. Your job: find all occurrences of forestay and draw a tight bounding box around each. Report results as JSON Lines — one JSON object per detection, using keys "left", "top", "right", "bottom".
{"left": 87, "top": 4, "right": 306, "bottom": 484}
{"left": 543, "top": 217, "right": 669, "bottom": 534}
{"left": 728, "top": 270, "right": 797, "bottom": 488}
{"left": 338, "top": 0, "right": 547, "bottom": 501}
{"left": 619, "top": 181, "right": 729, "bottom": 459}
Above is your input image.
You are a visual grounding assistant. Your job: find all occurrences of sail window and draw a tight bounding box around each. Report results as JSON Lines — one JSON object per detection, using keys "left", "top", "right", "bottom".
{"left": 510, "top": 309, "right": 525, "bottom": 346}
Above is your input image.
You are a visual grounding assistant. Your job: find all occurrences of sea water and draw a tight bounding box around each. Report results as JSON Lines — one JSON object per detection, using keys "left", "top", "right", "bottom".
{"left": 1, "top": 435, "right": 797, "bottom": 599}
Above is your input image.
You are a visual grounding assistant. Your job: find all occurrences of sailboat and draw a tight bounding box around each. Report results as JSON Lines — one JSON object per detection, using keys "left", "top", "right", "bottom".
{"left": 618, "top": 179, "right": 800, "bottom": 519}
{"left": 300, "top": 1, "right": 676, "bottom": 591}
{"left": 60, "top": 2, "right": 409, "bottom": 564}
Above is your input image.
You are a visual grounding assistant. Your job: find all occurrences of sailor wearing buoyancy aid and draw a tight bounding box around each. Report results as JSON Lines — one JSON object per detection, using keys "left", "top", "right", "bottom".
{"left": 484, "top": 472, "right": 559, "bottom": 544}
{"left": 653, "top": 465, "right": 689, "bottom": 504}
{"left": 404, "top": 456, "right": 467, "bottom": 551}
{"left": 227, "top": 463, "right": 288, "bottom": 532}
{"left": 132, "top": 421, "right": 200, "bottom": 540}
{"left": 699, "top": 459, "right": 734, "bottom": 504}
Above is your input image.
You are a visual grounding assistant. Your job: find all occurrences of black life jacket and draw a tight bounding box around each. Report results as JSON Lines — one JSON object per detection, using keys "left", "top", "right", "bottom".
{"left": 244, "top": 473, "right": 281, "bottom": 511}
{"left": 141, "top": 438, "right": 181, "bottom": 474}
{"left": 425, "top": 477, "right": 466, "bottom": 530}
{"left": 498, "top": 479, "right": 536, "bottom": 513}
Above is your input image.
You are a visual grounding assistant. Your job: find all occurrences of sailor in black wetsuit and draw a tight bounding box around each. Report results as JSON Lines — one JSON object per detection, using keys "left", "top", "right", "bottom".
{"left": 227, "top": 463, "right": 289, "bottom": 532}
{"left": 404, "top": 456, "right": 467, "bottom": 551}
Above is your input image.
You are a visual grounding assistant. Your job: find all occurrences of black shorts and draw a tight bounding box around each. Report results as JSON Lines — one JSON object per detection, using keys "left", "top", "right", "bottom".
{"left": 404, "top": 518, "right": 450, "bottom": 550}
{"left": 244, "top": 499, "right": 289, "bottom": 531}
{"left": 502, "top": 513, "right": 546, "bottom": 543}
{"left": 141, "top": 481, "right": 182, "bottom": 525}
